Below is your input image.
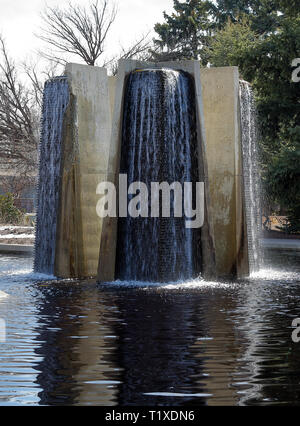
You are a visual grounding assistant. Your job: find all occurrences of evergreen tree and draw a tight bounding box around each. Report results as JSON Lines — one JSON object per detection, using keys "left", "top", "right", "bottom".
{"left": 153, "top": 0, "right": 213, "bottom": 64}
{"left": 154, "top": 0, "right": 300, "bottom": 231}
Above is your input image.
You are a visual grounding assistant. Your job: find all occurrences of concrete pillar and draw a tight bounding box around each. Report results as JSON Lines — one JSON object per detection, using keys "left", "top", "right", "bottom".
{"left": 97, "top": 61, "right": 132, "bottom": 281}
{"left": 55, "top": 63, "right": 112, "bottom": 278}
{"left": 200, "top": 67, "right": 249, "bottom": 277}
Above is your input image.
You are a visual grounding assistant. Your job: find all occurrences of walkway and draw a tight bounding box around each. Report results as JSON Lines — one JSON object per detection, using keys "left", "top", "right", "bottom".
{"left": 261, "top": 239, "right": 300, "bottom": 251}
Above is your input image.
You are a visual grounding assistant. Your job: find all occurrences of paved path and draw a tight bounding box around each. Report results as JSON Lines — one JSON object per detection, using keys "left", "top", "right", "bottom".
{"left": 261, "top": 239, "right": 300, "bottom": 250}
{"left": 0, "top": 244, "right": 34, "bottom": 253}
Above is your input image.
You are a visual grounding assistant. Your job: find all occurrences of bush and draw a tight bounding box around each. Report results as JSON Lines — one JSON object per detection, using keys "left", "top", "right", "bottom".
{"left": 0, "top": 193, "right": 24, "bottom": 225}
{"left": 265, "top": 137, "right": 300, "bottom": 233}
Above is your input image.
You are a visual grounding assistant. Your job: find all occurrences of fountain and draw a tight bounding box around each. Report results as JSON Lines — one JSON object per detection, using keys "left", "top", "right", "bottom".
{"left": 34, "top": 64, "right": 113, "bottom": 278}
{"left": 34, "top": 60, "right": 260, "bottom": 281}
{"left": 34, "top": 77, "right": 69, "bottom": 274}
{"left": 239, "top": 80, "right": 261, "bottom": 274}
{"left": 115, "top": 69, "right": 201, "bottom": 282}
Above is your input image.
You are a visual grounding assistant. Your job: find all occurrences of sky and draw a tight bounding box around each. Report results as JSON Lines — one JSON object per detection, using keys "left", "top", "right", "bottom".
{"left": 0, "top": 0, "right": 174, "bottom": 64}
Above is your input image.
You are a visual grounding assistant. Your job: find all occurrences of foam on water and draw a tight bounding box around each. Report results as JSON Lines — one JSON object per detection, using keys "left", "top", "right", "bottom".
{"left": 250, "top": 268, "right": 299, "bottom": 282}
{"left": 101, "top": 277, "right": 236, "bottom": 291}
{"left": 0, "top": 291, "right": 9, "bottom": 299}
{"left": 0, "top": 270, "right": 56, "bottom": 282}
{"left": 0, "top": 255, "right": 57, "bottom": 284}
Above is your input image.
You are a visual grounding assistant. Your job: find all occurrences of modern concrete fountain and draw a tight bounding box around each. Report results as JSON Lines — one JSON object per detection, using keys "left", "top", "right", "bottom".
{"left": 34, "top": 60, "right": 260, "bottom": 281}
{"left": 35, "top": 64, "right": 113, "bottom": 278}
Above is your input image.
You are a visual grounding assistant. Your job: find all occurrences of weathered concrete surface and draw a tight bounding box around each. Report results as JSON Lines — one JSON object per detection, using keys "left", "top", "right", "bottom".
{"left": 55, "top": 64, "right": 112, "bottom": 278}
{"left": 200, "top": 67, "right": 248, "bottom": 277}
{"left": 108, "top": 76, "right": 117, "bottom": 118}
{"left": 97, "top": 62, "right": 128, "bottom": 282}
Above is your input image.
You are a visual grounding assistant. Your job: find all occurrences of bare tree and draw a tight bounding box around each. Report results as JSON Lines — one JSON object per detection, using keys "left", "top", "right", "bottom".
{"left": 0, "top": 36, "right": 39, "bottom": 195}
{"left": 37, "top": 0, "right": 117, "bottom": 66}
{"left": 22, "top": 58, "right": 61, "bottom": 110}
{"left": 104, "top": 32, "right": 154, "bottom": 75}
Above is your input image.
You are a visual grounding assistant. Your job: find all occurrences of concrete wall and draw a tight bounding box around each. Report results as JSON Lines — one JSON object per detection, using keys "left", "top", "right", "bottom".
{"left": 55, "top": 64, "right": 112, "bottom": 278}
{"left": 200, "top": 67, "right": 248, "bottom": 277}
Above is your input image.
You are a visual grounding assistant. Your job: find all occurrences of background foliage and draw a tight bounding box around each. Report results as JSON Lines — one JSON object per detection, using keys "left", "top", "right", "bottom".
{"left": 0, "top": 193, "right": 24, "bottom": 225}
{"left": 154, "top": 0, "right": 300, "bottom": 232}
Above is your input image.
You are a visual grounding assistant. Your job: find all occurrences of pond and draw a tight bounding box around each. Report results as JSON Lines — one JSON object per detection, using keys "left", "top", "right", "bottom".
{"left": 0, "top": 249, "right": 299, "bottom": 406}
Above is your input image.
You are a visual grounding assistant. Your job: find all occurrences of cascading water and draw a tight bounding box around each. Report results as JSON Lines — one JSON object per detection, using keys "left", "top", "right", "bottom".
{"left": 116, "top": 69, "right": 201, "bottom": 282}
{"left": 34, "top": 77, "right": 69, "bottom": 274}
{"left": 239, "top": 80, "right": 261, "bottom": 274}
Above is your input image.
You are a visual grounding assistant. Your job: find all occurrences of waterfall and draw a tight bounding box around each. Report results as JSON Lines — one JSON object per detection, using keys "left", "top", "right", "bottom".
{"left": 116, "top": 69, "right": 201, "bottom": 282}
{"left": 239, "top": 80, "right": 261, "bottom": 274}
{"left": 34, "top": 78, "right": 69, "bottom": 275}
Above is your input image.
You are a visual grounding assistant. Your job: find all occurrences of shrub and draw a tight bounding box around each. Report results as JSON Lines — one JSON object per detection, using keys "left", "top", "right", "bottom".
{"left": 0, "top": 193, "right": 24, "bottom": 225}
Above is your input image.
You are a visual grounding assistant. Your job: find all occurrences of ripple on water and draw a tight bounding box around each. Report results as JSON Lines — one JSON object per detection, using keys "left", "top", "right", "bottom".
{"left": 0, "top": 251, "right": 299, "bottom": 406}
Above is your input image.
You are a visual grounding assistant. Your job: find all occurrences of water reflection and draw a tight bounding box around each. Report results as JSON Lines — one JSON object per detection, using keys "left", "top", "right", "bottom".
{"left": 0, "top": 251, "right": 299, "bottom": 405}
{"left": 33, "top": 285, "right": 120, "bottom": 406}
{"left": 234, "top": 273, "right": 300, "bottom": 405}
{"left": 110, "top": 291, "right": 210, "bottom": 406}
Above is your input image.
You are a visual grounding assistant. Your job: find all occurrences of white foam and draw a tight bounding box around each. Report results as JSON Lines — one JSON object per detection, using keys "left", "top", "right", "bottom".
{"left": 101, "top": 277, "right": 236, "bottom": 290}
{"left": 25, "top": 272, "right": 57, "bottom": 281}
{"left": 250, "top": 268, "right": 299, "bottom": 281}
{"left": 0, "top": 269, "right": 56, "bottom": 282}
{"left": 0, "top": 290, "right": 9, "bottom": 299}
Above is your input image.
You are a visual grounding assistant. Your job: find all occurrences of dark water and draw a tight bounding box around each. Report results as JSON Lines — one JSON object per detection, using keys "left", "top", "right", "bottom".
{"left": 0, "top": 250, "right": 299, "bottom": 406}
